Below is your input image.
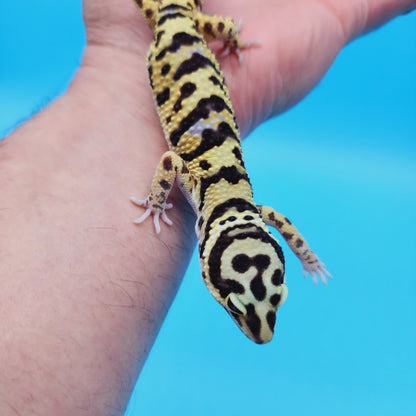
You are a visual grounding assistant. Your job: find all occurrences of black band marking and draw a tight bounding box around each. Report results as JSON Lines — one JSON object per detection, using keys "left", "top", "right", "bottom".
{"left": 159, "top": 4, "right": 191, "bottom": 13}
{"left": 173, "top": 52, "right": 221, "bottom": 81}
{"left": 180, "top": 121, "right": 239, "bottom": 163}
{"left": 170, "top": 95, "right": 233, "bottom": 146}
{"left": 157, "top": 12, "right": 188, "bottom": 27}
{"left": 198, "top": 165, "right": 249, "bottom": 211}
{"left": 199, "top": 198, "right": 259, "bottom": 257}
{"left": 155, "top": 32, "right": 202, "bottom": 61}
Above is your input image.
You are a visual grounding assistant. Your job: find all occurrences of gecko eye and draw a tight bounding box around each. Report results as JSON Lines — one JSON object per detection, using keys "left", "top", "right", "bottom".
{"left": 225, "top": 293, "right": 247, "bottom": 316}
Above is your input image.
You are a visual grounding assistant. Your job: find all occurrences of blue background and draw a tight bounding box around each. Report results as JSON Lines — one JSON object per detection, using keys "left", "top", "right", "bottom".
{"left": 1, "top": 1, "right": 415, "bottom": 415}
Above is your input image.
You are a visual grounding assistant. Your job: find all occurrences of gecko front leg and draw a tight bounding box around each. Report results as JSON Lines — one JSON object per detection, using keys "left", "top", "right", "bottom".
{"left": 131, "top": 151, "right": 193, "bottom": 234}
{"left": 258, "top": 205, "right": 332, "bottom": 284}
{"left": 194, "top": 10, "right": 259, "bottom": 62}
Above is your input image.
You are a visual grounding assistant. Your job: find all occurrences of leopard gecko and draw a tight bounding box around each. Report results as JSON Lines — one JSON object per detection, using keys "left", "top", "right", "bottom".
{"left": 131, "top": 0, "right": 331, "bottom": 344}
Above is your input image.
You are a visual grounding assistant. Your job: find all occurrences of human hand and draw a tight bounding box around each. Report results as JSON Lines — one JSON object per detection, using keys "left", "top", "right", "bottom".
{"left": 80, "top": 0, "right": 416, "bottom": 136}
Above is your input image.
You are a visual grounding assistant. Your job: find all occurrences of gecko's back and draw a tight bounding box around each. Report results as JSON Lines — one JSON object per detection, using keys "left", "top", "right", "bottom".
{"left": 146, "top": 1, "right": 253, "bottom": 218}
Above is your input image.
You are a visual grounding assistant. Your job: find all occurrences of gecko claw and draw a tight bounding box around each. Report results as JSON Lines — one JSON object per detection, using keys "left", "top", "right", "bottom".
{"left": 131, "top": 196, "right": 173, "bottom": 234}
{"left": 302, "top": 260, "right": 332, "bottom": 285}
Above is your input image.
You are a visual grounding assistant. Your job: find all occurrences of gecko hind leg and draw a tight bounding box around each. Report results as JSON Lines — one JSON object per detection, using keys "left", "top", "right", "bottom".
{"left": 131, "top": 151, "right": 193, "bottom": 234}
{"left": 257, "top": 205, "right": 332, "bottom": 284}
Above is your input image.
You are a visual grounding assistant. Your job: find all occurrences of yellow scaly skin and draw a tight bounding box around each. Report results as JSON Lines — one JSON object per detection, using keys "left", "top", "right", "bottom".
{"left": 131, "top": 0, "right": 331, "bottom": 343}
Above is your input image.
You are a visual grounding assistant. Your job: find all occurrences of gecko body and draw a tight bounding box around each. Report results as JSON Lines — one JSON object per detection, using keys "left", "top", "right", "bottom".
{"left": 132, "top": 0, "right": 330, "bottom": 343}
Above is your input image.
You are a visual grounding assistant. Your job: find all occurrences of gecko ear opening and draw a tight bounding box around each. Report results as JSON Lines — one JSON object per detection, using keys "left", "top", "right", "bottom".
{"left": 225, "top": 293, "right": 247, "bottom": 316}
{"left": 276, "top": 284, "right": 288, "bottom": 307}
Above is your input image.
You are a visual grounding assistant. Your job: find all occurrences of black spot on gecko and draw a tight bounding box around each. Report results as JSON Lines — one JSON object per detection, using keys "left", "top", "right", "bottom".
{"left": 275, "top": 219, "right": 284, "bottom": 229}
{"left": 155, "top": 32, "right": 202, "bottom": 61}
{"left": 156, "top": 87, "right": 170, "bottom": 107}
{"left": 199, "top": 160, "right": 211, "bottom": 170}
{"left": 173, "top": 82, "right": 197, "bottom": 113}
{"left": 266, "top": 311, "right": 276, "bottom": 331}
{"left": 161, "top": 63, "right": 171, "bottom": 76}
{"left": 208, "top": 75, "right": 225, "bottom": 91}
{"left": 145, "top": 9, "right": 153, "bottom": 18}
{"left": 217, "top": 22, "right": 225, "bottom": 33}
{"left": 203, "top": 22, "right": 214, "bottom": 36}
{"left": 232, "top": 254, "right": 251, "bottom": 273}
{"left": 159, "top": 180, "right": 171, "bottom": 190}
{"left": 163, "top": 156, "right": 173, "bottom": 171}
{"left": 250, "top": 275, "right": 266, "bottom": 301}
{"left": 253, "top": 255, "right": 271, "bottom": 270}
{"left": 282, "top": 232, "right": 294, "bottom": 241}
{"left": 245, "top": 303, "right": 261, "bottom": 339}
{"left": 135, "top": 0, "right": 143, "bottom": 8}
{"left": 295, "top": 239, "right": 304, "bottom": 248}
{"left": 271, "top": 269, "right": 283, "bottom": 286}
{"left": 269, "top": 294, "right": 281, "bottom": 307}
{"left": 244, "top": 215, "right": 254, "bottom": 221}
{"left": 173, "top": 53, "right": 221, "bottom": 81}
{"left": 219, "top": 216, "right": 237, "bottom": 226}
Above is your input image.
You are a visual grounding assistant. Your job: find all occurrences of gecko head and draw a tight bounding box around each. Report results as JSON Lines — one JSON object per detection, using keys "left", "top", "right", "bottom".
{"left": 201, "top": 221, "right": 287, "bottom": 344}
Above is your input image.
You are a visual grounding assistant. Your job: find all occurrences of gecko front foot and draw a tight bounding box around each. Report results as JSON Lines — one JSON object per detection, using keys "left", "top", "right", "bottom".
{"left": 219, "top": 20, "right": 261, "bottom": 63}
{"left": 302, "top": 258, "right": 332, "bottom": 285}
{"left": 131, "top": 196, "right": 173, "bottom": 234}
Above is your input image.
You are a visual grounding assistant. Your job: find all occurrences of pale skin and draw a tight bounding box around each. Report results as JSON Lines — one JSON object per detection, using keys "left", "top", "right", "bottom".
{"left": 0, "top": 0, "right": 414, "bottom": 414}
